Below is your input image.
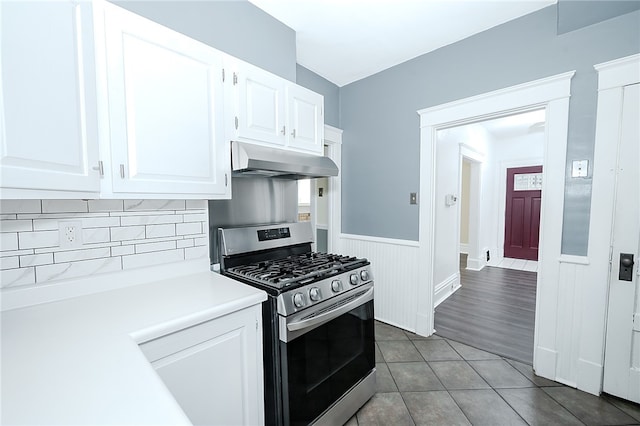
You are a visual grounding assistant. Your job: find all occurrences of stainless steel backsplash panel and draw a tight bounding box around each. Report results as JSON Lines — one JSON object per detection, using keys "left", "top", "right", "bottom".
{"left": 208, "top": 177, "right": 298, "bottom": 263}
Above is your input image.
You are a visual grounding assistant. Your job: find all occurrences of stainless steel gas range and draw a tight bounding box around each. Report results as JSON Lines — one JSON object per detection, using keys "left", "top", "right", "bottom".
{"left": 218, "top": 221, "right": 376, "bottom": 426}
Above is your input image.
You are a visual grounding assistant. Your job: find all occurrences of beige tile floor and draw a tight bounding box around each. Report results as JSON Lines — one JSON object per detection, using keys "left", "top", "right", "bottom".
{"left": 486, "top": 256, "right": 538, "bottom": 272}
{"left": 343, "top": 321, "right": 640, "bottom": 426}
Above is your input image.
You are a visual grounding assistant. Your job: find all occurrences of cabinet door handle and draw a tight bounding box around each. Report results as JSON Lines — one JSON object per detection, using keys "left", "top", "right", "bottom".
{"left": 281, "top": 126, "right": 286, "bottom": 135}
{"left": 120, "top": 164, "right": 125, "bottom": 179}
{"left": 291, "top": 129, "right": 296, "bottom": 138}
{"left": 92, "top": 161, "right": 104, "bottom": 177}
{"left": 225, "top": 173, "right": 228, "bottom": 187}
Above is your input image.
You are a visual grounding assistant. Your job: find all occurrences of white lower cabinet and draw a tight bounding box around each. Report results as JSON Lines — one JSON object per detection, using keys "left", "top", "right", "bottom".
{"left": 139, "top": 305, "right": 264, "bottom": 426}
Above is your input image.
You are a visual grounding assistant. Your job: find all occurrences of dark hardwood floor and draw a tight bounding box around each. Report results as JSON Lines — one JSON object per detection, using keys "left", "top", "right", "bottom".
{"left": 434, "top": 254, "right": 537, "bottom": 364}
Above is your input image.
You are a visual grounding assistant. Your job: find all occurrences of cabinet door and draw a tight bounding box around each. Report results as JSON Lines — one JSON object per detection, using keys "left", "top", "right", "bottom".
{"left": 236, "top": 64, "right": 286, "bottom": 146}
{"left": 102, "top": 4, "right": 228, "bottom": 197}
{"left": 0, "top": 1, "right": 100, "bottom": 194}
{"left": 287, "top": 84, "right": 324, "bottom": 154}
{"left": 141, "top": 306, "right": 263, "bottom": 426}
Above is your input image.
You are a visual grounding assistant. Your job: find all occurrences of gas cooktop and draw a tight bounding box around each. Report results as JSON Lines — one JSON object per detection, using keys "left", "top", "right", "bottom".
{"left": 224, "top": 252, "right": 369, "bottom": 291}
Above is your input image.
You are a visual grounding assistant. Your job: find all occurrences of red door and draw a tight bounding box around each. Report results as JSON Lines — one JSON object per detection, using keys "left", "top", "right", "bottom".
{"left": 504, "top": 166, "right": 542, "bottom": 260}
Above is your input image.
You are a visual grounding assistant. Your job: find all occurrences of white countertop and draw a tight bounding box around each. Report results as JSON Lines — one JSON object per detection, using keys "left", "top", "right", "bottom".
{"left": 1, "top": 271, "right": 267, "bottom": 425}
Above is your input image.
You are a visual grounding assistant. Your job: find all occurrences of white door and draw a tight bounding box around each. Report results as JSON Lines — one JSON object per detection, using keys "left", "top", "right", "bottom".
{"left": 0, "top": 1, "right": 100, "bottom": 194}
{"left": 102, "top": 4, "right": 228, "bottom": 196}
{"left": 236, "top": 64, "right": 286, "bottom": 146}
{"left": 603, "top": 83, "right": 640, "bottom": 403}
{"left": 287, "top": 85, "right": 323, "bottom": 154}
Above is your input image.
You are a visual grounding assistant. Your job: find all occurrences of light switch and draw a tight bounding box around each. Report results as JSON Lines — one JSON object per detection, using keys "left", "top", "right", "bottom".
{"left": 410, "top": 193, "right": 417, "bottom": 205}
{"left": 572, "top": 160, "right": 588, "bottom": 178}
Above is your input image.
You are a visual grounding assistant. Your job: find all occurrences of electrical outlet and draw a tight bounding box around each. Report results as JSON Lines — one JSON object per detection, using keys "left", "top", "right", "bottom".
{"left": 58, "top": 220, "right": 83, "bottom": 249}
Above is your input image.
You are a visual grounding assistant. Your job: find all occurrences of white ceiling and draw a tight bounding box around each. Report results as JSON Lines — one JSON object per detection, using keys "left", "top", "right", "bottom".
{"left": 481, "top": 109, "right": 546, "bottom": 138}
{"left": 248, "top": 0, "right": 557, "bottom": 87}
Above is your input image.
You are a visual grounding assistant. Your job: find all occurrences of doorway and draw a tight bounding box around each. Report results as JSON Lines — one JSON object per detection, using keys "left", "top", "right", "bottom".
{"left": 433, "top": 110, "right": 545, "bottom": 364}
{"left": 504, "top": 165, "right": 542, "bottom": 261}
{"left": 297, "top": 125, "right": 343, "bottom": 254}
{"left": 415, "top": 71, "right": 574, "bottom": 381}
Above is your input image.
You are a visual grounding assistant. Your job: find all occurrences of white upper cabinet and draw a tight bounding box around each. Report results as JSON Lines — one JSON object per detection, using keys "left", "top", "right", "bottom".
{"left": 0, "top": 1, "right": 101, "bottom": 196}
{"left": 98, "top": 3, "right": 229, "bottom": 198}
{"left": 287, "top": 84, "right": 324, "bottom": 153}
{"left": 230, "top": 59, "right": 324, "bottom": 155}
{"left": 235, "top": 62, "right": 287, "bottom": 147}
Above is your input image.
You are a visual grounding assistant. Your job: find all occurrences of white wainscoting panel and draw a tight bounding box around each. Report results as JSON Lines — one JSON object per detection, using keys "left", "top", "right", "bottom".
{"left": 542, "top": 256, "right": 604, "bottom": 395}
{"left": 339, "top": 234, "right": 420, "bottom": 332}
{"left": 434, "top": 272, "right": 460, "bottom": 308}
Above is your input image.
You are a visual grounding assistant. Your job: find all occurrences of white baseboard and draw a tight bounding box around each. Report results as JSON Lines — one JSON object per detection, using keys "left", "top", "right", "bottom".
{"left": 466, "top": 256, "right": 485, "bottom": 271}
{"left": 534, "top": 346, "right": 558, "bottom": 380}
{"left": 459, "top": 243, "right": 469, "bottom": 254}
{"left": 577, "top": 358, "right": 603, "bottom": 396}
{"left": 415, "top": 312, "right": 434, "bottom": 337}
{"left": 434, "top": 272, "right": 461, "bottom": 308}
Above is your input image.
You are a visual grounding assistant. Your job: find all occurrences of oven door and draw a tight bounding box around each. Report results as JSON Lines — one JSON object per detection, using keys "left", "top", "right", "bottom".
{"left": 279, "top": 284, "right": 375, "bottom": 426}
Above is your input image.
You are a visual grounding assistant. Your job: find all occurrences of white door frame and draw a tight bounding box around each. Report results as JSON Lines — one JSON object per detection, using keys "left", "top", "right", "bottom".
{"left": 589, "top": 53, "right": 640, "bottom": 396}
{"left": 415, "top": 72, "right": 574, "bottom": 379}
{"left": 459, "top": 145, "right": 485, "bottom": 271}
{"left": 323, "top": 125, "right": 343, "bottom": 254}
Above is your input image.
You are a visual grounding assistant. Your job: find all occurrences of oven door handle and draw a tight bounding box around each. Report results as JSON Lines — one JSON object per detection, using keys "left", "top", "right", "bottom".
{"left": 287, "top": 286, "right": 374, "bottom": 332}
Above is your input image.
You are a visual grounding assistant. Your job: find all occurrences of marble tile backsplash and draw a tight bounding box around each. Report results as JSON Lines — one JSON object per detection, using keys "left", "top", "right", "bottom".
{"left": 0, "top": 200, "right": 209, "bottom": 288}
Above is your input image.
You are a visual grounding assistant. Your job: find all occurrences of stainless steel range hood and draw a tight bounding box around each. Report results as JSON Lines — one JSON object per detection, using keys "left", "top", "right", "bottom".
{"left": 231, "top": 141, "right": 338, "bottom": 179}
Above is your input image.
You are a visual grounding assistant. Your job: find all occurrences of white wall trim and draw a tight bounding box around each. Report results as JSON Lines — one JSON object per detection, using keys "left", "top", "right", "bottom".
{"left": 466, "top": 257, "right": 485, "bottom": 271}
{"left": 587, "top": 53, "right": 640, "bottom": 396}
{"left": 416, "top": 70, "right": 575, "bottom": 379}
{"left": 418, "top": 71, "right": 575, "bottom": 127}
{"left": 577, "top": 359, "right": 604, "bottom": 396}
{"left": 594, "top": 53, "right": 640, "bottom": 90}
{"left": 1, "top": 258, "right": 210, "bottom": 312}
{"left": 324, "top": 124, "right": 343, "bottom": 254}
{"left": 434, "top": 272, "right": 461, "bottom": 308}
{"left": 558, "top": 255, "right": 590, "bottom": 265}
{"left": 339, "top": 233, "right": 420, "bottom": 248}
{"left": 460, "top": 151, "right": 483, "bottom": 274}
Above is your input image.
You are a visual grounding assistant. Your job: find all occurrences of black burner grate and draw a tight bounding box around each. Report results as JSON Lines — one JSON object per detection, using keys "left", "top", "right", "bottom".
{"left": 225, "top": 252, "right": 367, "bottom": 288}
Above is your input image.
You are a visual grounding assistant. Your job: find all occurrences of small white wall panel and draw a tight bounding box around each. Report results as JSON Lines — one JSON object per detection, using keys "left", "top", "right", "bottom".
{"left": 340, "top": 236, "right": 420, "bottom": 332}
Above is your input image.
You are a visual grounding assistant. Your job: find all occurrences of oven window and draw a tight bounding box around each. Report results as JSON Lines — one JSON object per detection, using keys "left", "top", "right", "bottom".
{"left": 282, "top": 300, "right": 374, "bottom": 425}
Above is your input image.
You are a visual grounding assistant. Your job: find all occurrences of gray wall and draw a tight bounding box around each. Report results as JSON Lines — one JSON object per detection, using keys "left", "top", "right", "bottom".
{"left": 340, "top": 6, "right": 640, "bottom": 254}
{"left": 112, "top": 0, "right": 297, "bottom": 81}
{"left": 296, "top": 64, "right": 340, "bottom": 128}
{"left": 558, "top": 0, "right": 640, "bottom": 34}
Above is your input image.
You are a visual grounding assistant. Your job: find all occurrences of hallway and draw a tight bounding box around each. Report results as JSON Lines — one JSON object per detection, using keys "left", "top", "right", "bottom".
{"left": 434, "top": 255, "right": 536, "bottom": 364}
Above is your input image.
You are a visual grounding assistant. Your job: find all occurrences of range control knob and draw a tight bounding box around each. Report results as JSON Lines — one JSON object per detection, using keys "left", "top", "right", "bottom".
{"left": 331, "top": 280, "right": 343, "bottom": 293}
{"left": 360, "top": 270, "right": 370, "bottom": 281}
{"left": 309, "top": 287, "right": 321, "bottom": 302}
{"left": 350, "top": 274, "right": 359, "bottom": 285}
{"left": 293, "top": 292, "right": 305, "bottom": 308}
